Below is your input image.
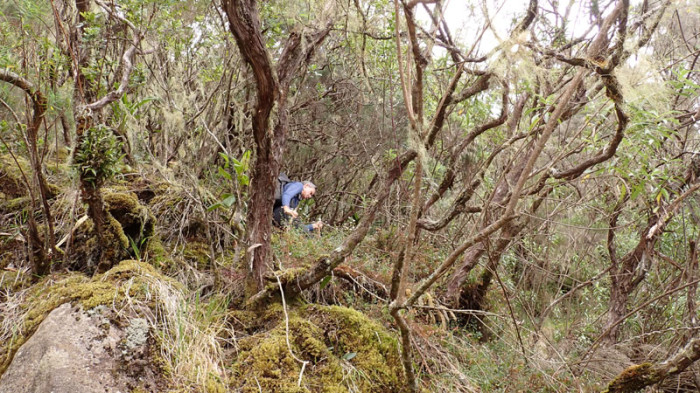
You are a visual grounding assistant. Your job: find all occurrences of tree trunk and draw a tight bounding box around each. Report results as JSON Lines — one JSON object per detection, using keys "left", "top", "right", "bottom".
{"left": 223, "top": 0, "right": 280, "bottom": 296}
{"left": 686, "top": 239, "right": 698, "bottom": 337}
{"left": 244, "top": 128, "right": 280, "bottom": 295}
{"left": 0, "top": 68, "right": 55, "bottom": 275}
{"left": 223, "top": 0, "right": 332, "bottom": 297}
{"left": 82, "top": 183, "right": 108, "bottom": 272}
{"left": 605, "top": 337, "right": 700, "bottom": 392}
{"left": 445, "top": 245, "right": 486, "bottom": 306}
{"left": 603, "top": 238, "right": 649, "bottom": 343}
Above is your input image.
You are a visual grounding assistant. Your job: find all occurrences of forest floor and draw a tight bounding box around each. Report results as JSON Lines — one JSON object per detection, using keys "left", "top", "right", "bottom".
{"left": 0, "top": 160, "right": 680, "bottom": 392}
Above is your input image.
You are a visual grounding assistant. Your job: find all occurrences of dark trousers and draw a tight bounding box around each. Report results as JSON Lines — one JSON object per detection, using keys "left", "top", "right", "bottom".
{"left": 273, "top": 205, "right": 308, "bottom": 231}
{"left": 272, "top": 205, "right": 289, "bottom": 228}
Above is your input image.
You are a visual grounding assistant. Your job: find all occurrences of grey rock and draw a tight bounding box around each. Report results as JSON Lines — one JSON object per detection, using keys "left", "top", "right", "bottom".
{"left": 0, "top": 303, "right": 125, "bottom": 393}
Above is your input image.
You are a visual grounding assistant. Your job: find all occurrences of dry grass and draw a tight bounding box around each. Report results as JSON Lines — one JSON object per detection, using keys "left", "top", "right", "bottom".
{"left": 149, "top": 277, "right": 232, "bottom": 391}
{"left": 0, "top": 286, "right": 29, "bottom": 357}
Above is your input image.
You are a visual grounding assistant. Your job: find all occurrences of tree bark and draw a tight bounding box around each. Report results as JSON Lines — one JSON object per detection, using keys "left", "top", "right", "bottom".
{"left": 224, "top": 0, "right": 279, "bottom": 296}
{"left": 0, "top": 69, "right": 55, "bottom": 275}
{"left": 223, "top": 0, "right": 332, "bottom": 297}
{"left": 604, "top": 183, "right": 700, "bottom": 342}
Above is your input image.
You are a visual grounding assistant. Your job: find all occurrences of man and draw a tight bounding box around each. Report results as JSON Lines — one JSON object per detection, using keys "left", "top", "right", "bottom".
{"left": 273, "top": 180, "right": 323, "bottom": 232}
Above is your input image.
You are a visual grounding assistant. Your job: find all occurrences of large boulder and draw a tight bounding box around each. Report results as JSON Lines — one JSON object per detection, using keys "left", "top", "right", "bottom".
{"left": 0, "top": 302, "right": 158, "bottom": 393}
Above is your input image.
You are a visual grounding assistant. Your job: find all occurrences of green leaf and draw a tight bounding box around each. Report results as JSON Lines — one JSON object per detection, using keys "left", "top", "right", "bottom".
{"left": 319, "top": 276, "right": 332, "bottom": 289}
{"left": 206, "top": 202, "right": 222, "bottom": 212}
{"left": 218, "top": 152, "right": 230, "bottom": 168}
{"left": 218, "top": 167, "right": 232, "bottom": 181}
{"left": 132, "top": 97, "right": 157, "bottom": 111}
{"left": 342, "top": 352, "right": 357, "bottom": 361}
{"left": 221, "top": 194, "right": 236, "bottom": 207}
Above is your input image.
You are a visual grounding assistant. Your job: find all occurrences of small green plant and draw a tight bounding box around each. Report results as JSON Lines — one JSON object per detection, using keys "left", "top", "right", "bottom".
{"left": 72, "top": 125, "right": 123, "bottom": 187}
{"left": 128, "top": 235, "right": 148, "bottom": 261}
{"left": 207, "top": 150, "right": 250, "bottom": 212}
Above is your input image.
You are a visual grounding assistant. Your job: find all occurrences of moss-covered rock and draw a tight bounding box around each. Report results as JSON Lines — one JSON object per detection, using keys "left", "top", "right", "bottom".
{"left": 603, "top": 363, "right": 657, "bottom": 393}
{"left": 0, "top": 154, "right": 30, "bottom": 199}
{"left": 0, "top": 197, "right": 31, "bottom": 214}
{"left": 233, "top": 314, "right": 344, "bottom": 393}
{"left": 104, "top": 191, "right": 156, "bottom": 246}
{"left": 305, "top": 305, "right": 404, "bottom": 391}
{"left": 0, "top": 260, "right": 179, "bottom": 376}
{"left": 231, "top": 304, "right": 404, "bottom": 393}
{"left": 183, "top": 241, "right": 211, "bottom": 270}
{"left": 68, "top": 192, "right": 156, "bottom": 272}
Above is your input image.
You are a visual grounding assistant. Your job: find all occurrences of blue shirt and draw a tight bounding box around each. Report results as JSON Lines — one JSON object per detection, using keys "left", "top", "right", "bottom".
{"left": 281, "top": 182, "right": 304, "bottom": 209}
{"left": 280, "top": 182, "right": 313, "bottom": 232}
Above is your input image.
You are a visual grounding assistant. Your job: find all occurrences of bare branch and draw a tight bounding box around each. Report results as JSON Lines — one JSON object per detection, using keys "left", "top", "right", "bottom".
{"left": 81, "top": 0, "right": 145, "bottom": 111}
{"left": 605, "top": 337, "right": 700, "bottom": 392}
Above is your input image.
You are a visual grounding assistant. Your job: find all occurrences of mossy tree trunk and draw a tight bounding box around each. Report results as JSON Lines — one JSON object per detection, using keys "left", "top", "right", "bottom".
{"left": 81, "top": 181, "right": 109, "bottom": 272}
{"left": 64, "top": 0, "right": 145, "bottom": 273}
{"left": 69, "top": 0, "right": 111, "bottom": 272}
{"left": 604, "top": 337, "right": 700, "bottom": 392}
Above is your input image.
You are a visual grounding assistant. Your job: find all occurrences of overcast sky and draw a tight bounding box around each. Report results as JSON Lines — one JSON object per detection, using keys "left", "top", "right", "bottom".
{"left": 416, "top": 0, "right": 647, "bottom": 55}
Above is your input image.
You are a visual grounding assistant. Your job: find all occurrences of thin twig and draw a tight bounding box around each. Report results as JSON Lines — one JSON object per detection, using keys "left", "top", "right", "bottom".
{"left": 486, "top": 239, "right": 528, "bottom": 365}
{"left": 275, "top": 274, "right": 309, "bottom": 387}
{"left": 581, "top": 278, "right": 700, "bottom": 371}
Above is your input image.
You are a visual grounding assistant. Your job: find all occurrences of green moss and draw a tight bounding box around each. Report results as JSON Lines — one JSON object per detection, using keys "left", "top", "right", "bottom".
{"left": 0, "top": 197, "right": 30, "bottom": 213}
{"left": 228, "top": 310, "right": 258, "bottom": 333}
{"left": 205, "top": 375, "right": 228, "bottom": 393}
{"left": 0, "top": 260, "right": 177, "bottom": 375}
{"left": 260, "top": 268, "right": 308, "bottom": 295}
{"left": 0, "top": 154, "right": 30, "bottom": 198}
{"left": 231, "top": 304, "right": 404, "bottom": 393}
{"left": 603, "top": 363, "right": 656, "bottom": 392}
{"left": 100, "top": 214, "right": 131, "bottom": 269}
{"left": 144, "top": 236, "right": 170, "bottom": 270}
{"left": 68, "top": 192, "right": 158, "bottom": 272}
{"left": 305, "top": 305, "right": 403, "bottom": 391}
{"left": 104, "top": 191, "right": 156, "bottom": 245}
{"left": 104, "top": 189, "right": 137, "bottom": 207}
{"left": 68, "top": 199, "right": 146, "bottom": 272}
{"left": 233, "top": 314, "right": 344, "bottom": 393}
{"left": 0, "top": 154, "right": 61, "bottom": 200}
{"left": 0, "top": 270, "right": 30, "bottom": 293}
{"left": 183, "top": 241, "right": 211, "bottom": 270}
{"left": 46, "top": 183, "right": 61, "bottom": 199}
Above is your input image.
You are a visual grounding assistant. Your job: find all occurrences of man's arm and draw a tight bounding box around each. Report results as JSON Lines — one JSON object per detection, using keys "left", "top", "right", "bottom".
{"left": 305, "top": 220, "right": 323, "bottom": 232}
